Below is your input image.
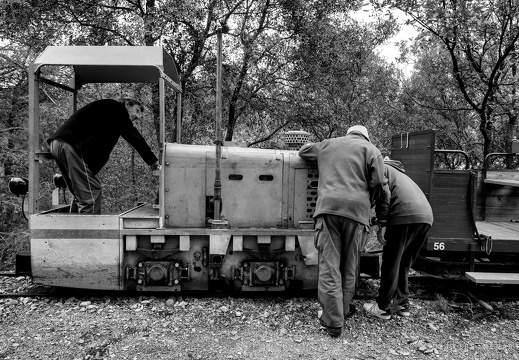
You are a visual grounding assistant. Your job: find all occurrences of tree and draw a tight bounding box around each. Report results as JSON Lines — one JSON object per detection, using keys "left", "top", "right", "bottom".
{"left": 0, "top": 0, "right": 401, "bottom": 148}
{"left": 372, "top": 0, "right": 519, "bottom": 157}
{"left": 287, "top": 14, "right": 401, "bottom": 149}
{"left": 0, "top": 0, "right": 404, "bottom": 215}
{"left": 397, "top": 40, "right": 482, "bottom": 167}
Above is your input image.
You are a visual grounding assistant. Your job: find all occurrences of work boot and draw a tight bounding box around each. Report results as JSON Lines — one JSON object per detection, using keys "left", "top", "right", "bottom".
{"left": 345, "top": 303, "right": 356, "bottom": 320}
{"left": 317, "top": 310, "right": 342, "bottom": 338}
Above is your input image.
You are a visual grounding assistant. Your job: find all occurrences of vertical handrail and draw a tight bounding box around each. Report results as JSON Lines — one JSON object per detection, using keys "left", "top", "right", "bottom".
{"left": 68, "top": 77, "right": 77, "bottom": 116}
{"left": 176, "top": 93, "right": 182, "bottom": 143}
{"left": 28, "top": 64, "right": 39, "bottom": 216}
{"left": 158, "top": 77, "right": 166, "bottom": 228}
{"left": 213, "top": 29, "right": 223, "bottom": 222}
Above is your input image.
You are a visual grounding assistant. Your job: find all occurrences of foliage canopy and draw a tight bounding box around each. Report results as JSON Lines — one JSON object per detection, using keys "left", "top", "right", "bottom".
{"left": 1, "top": 0, "right": 519, "bottom": 228}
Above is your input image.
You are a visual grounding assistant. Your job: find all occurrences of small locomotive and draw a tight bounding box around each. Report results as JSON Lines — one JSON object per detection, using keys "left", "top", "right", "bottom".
{"left": 12, "top": 46, "right": 340, "bottom": 292}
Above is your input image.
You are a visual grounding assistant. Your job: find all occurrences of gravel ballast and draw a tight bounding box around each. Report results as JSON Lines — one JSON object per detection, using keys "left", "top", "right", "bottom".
{"left": 1, "top": 276, "right": 518, "bottom": 360}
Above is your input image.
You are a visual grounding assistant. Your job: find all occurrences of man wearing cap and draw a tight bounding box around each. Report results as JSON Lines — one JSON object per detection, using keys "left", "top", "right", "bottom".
{"left": 298, "top": 125, "right": 386, "bottom": 337}
{"left": 363, "top": 158, "right": 433, "bottom": 320}
{"left": 48, "top": 98, "right": 159, "bottom": 214}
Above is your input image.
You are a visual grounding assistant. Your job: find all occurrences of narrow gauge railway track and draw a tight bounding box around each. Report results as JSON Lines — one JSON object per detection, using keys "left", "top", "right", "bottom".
{"left": 1, "top": 273, "right": 517, "bottom": 305}
{"left": 0, "top": 272, "right": 18, "bottom": 277}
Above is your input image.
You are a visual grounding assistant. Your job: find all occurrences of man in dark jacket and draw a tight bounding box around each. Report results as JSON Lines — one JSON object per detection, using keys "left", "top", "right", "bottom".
{"left": 363, "top": 158, "right": 434, "bottom": 319}
{"left": 48, "top": 98, "right": 158, "bottom": 214}
{"left": 299, "top": 125, "right": 386, "bottom": 337}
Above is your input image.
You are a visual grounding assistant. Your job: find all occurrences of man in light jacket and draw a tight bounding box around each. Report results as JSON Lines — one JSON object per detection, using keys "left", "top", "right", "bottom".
{"left": 299, "top": 125, "right": 386, "bottom": 337}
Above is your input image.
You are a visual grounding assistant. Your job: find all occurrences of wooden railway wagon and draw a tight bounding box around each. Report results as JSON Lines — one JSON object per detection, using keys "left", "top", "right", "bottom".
{"left": 391, "top": 130, "right": 519, "bottom": 285}
{"left": 16, "top": 45, "right": 381, "bottom": 292}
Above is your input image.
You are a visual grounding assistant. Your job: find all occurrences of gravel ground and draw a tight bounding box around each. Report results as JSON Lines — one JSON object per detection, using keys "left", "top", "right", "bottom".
{"left": 1, "top": 276, "right": 518, "bottom": 360}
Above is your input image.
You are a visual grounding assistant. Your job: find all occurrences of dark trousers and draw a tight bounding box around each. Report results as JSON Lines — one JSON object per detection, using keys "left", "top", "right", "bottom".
{"left": 377, "top": 223, "right": 431, "bottom": 309}
{"left": 49, "top": 139, "right": 102, "bottom": 214}
{"left": 315, "top": 214, "right": 362, "bottom": 329}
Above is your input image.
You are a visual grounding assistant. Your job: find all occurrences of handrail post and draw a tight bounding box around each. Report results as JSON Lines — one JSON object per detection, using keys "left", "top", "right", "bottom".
{"left": 211, "top": 28, "right": 228, "bottom": 229}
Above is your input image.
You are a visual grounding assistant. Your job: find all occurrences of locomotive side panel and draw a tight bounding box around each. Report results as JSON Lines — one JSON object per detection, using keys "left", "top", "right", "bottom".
{"left": 30, "top": 214, "right": 121, "bottom": 290}
{"left": 205, "top": 148, "right": 284, "bottom": 228}
{"left": 163, "top": 144, "right": 317, "bottom": 229}
{"left": 163, "top": 144, "right": 212, "bottom": 228}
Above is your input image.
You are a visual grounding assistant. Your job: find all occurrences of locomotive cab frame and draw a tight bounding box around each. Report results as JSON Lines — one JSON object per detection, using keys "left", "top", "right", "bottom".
{"left": 26, "top": 46, "right": 183, "bottom": 290}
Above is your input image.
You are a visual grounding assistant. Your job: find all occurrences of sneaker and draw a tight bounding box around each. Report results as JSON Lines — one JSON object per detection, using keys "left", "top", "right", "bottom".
{"left": 397, "top": 303, "right": 410, "bottom": 317}
{"left": 344, "top": 303, "right": 356, "bottom": 320}
{"left": 363, "top": 302, "right": 391, "bottom": 320}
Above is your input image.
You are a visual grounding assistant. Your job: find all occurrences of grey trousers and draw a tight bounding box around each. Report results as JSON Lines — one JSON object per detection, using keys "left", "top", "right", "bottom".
{"left": 49, "top": 139, "right": 102, "bottom": 214}
{"left": 315, "top": 214, "right": 361, "bottom": 329}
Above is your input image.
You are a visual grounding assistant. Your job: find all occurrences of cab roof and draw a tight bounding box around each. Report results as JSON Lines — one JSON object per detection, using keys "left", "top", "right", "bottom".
{"left": 33, "top": 46, "right": 180, "bottom": 88}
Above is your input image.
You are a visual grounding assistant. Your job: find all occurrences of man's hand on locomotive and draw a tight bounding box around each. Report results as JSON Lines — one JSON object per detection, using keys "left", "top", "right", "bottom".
{"left": 370, "top": 216, "right": 387, "bottom": 246}
{"left": 149, "top": 162, "right": 159, "bottom": 172}
{"left": 377, "top": 226, "right": 387, "bottom": 246}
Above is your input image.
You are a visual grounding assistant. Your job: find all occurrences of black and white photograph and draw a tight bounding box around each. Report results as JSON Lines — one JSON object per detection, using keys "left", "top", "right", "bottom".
{"left": 1, "top": 1, "right": 519, "bottom": 359}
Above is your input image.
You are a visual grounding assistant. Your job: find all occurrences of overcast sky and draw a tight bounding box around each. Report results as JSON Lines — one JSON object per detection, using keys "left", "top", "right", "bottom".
{"left": 352, "top": 5, "right": 418, "bottom": 75}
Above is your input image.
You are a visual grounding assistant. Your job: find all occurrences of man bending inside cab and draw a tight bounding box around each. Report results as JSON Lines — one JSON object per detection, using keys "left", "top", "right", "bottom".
{"left": 48, "top": 98, "right": 158, "bottom": 214}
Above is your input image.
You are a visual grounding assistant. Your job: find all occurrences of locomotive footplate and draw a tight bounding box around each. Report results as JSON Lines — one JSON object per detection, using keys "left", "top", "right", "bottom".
{"left": 126, "top": 260, "right": 189, "bottom": 291}
{"left": 232, "top": 260, "right": 295, "bottom": 291}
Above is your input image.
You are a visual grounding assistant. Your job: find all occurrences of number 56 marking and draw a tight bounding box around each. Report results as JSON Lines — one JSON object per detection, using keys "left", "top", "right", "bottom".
{"left": 433, "top": 242, "right": 445, "bottom": 251}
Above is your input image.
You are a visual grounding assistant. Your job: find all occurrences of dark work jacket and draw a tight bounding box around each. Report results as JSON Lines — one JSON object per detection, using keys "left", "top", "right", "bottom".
{"left": 47, "top": 99, "right": 158, "bottom": 175}
{"left": 298, "top": 133, "right": 386, "bottom": 226}
{"left": 377, "top": 163, "right": 434, "bottom": 226}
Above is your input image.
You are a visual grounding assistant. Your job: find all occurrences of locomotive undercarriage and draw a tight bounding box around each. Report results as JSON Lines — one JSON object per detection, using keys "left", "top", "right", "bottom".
{"left": 231, "top": 260, "right": 296, "bottom": 291}
{"left": 122, "top": 233, "right": 317, "bottom": 292}
{"left": 221, "top": 237, "right": 304, "bottom": 292}
{"left": 126, "top": 260, "right": 189, "bottom": 291}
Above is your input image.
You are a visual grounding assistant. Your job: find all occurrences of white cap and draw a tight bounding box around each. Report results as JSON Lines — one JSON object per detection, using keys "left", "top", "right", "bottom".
{"left": 346, "top": 125, "right": 370, "bottom": 142}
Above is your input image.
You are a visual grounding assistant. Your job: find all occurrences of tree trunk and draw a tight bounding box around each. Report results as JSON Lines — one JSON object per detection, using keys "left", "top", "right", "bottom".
{"left": 479, "top": 112, "right": 492, "bottom": 159}
{"left": 225, "top": 54, "right": 250, "bottom": 142}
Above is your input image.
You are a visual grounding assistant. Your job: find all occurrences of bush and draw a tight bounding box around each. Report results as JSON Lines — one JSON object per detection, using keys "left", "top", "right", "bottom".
{"left": 0, "top": 193, "right": 30, "bottom": 271}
